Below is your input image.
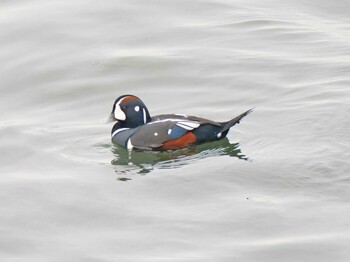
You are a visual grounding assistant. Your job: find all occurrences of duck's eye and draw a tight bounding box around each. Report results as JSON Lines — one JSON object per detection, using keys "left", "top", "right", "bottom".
{"left": 134, "top": 106, "right": 140, "bottom": 112}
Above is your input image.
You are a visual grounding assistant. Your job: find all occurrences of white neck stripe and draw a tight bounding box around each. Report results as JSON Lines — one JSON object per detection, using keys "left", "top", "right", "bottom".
{"left": 142, "top": 108, "right": 147, "bottom": 124}
{"left": 112, "top": 128, "right": 129, "bottom": 137}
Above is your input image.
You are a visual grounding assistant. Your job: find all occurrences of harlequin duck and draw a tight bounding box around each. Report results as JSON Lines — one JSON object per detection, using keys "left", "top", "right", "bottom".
{"left": 108, "top": 95, "right": 252, "bottom": 150}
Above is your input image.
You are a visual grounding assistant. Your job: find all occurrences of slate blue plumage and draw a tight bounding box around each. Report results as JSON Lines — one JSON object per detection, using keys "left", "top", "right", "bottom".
{"left": 108, "top": 95, "right": 252, "bottom": 150}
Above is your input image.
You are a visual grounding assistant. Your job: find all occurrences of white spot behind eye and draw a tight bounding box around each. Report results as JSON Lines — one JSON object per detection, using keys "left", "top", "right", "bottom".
{"left": 154, "top": 132, "right": 158, "bottom": 136}
{"left": 217, "top": 132, "right": 222, "bottom": 138}
{"left": 168, "top": 129, "right": 172, "bottom": 135}
{"left": 134, "top": 106, "right": 140, "bottom": 112}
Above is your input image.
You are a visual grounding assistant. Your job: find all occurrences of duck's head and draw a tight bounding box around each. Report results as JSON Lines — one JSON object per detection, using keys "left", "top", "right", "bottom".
{"left": 108, "top": 95, "right": 152, "bottom": 128}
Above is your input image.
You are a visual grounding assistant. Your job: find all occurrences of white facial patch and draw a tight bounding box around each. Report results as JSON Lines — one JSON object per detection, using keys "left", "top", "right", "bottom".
{"left": 134, "top": 106, "right": 140, "bottom": 112}
{"left": 217, "top": 132, "right": 222, "bottom": 138}
{"left": 114, "top": 98, "right": 126, "bottom": 121}
{"left": 167, "top": 129, "right": 172, "bottom": 135}
{"left": 154, "top": 132, "right": 158, "bottom": 136}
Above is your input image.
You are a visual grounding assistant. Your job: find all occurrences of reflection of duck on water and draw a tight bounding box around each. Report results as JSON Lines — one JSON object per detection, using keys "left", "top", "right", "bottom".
{"left": 107, "top": 95, "right": 252, "bottom": 151}
{"left": 111, "top": 138, "right": 249, "bottom": 175}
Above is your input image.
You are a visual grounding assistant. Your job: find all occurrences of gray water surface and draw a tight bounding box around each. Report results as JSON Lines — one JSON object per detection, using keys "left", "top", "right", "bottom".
{"left": 1, "top": 0, "right": 350, "bottom": 261}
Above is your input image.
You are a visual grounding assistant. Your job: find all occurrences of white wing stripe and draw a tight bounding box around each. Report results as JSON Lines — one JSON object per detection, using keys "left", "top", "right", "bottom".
{"left": 176, "top": 122, "right": 200, "bottom": 130}
{"left": 146, "top": 118, "right": 200, "bottom": 130}
{"left": 149, "top": 119, "right": 199, "bottom": 125}
{"left": 177, "top": 121, "right": 200, "bottom": 128}
{"left": 176, "top": 123, "right": 193, "bottom": 130}
{"left": 148, "top": 119, "right": 183, "bottom": 124}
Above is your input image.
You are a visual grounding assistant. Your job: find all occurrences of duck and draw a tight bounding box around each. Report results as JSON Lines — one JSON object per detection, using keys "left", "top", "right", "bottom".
{"left": 108, "top": 94, "right": 252, "bottom": 150}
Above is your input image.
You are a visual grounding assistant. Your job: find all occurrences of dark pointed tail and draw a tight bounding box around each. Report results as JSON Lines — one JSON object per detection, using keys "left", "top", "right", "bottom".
{"left": 220, "top": 108, "right": 253, "bottom": 133}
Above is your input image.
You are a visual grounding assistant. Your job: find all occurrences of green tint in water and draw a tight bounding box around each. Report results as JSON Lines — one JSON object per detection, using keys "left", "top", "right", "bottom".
{"left": 111, "top": 138, "right": 248, "bottom": 176}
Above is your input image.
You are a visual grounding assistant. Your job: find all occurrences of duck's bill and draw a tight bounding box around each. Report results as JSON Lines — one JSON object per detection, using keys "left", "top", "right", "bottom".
{"left": 102, "top": 113, "right": 117, "bottom": 124}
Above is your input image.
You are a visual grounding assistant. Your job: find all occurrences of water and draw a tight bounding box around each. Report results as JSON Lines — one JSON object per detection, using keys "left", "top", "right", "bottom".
{"left": 1, "top": 0, "right": 350, "bottom": 261}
